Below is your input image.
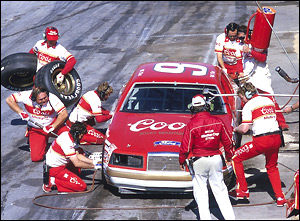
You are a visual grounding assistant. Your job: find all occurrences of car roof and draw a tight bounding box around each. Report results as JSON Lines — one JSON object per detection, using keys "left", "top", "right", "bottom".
{"left": 129, "top": 62, "right": 222, "bottom": 86}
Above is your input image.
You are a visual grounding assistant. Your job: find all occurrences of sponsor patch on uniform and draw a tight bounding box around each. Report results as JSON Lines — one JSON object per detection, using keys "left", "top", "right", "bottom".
{"left": 154, "top": 141, "right": 181, "bottom": 146}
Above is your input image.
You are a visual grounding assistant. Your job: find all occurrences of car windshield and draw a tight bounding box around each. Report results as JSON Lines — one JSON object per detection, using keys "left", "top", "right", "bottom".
{"left": 120, "top": 84, "right": 226, "bottom": 114}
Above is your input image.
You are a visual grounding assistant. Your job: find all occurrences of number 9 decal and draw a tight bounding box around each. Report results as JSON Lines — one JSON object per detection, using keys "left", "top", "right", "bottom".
{"left": 154, "top": 63, "right": 207, "bottom": 76}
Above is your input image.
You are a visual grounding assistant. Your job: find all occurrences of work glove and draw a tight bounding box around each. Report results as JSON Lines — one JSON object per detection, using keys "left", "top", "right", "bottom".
{"left": 43, "top": 125, "right": 54, "bottom": 134}
{"left": 89, "top": 152, "right": 102, "bottom": 170}
{"left": 56, "top": 72, "right": 64, "bottom": 84}
{"left": 222, "top": 68, "right": 227, "bottom": 74}
{"left": 19, "top": 111, "right": 29, "bottom": 121}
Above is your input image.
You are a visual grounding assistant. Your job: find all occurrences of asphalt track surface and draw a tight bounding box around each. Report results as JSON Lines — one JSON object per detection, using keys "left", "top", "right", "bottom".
{"left": 1, "top": 1, "right": 299, "bottom": 220}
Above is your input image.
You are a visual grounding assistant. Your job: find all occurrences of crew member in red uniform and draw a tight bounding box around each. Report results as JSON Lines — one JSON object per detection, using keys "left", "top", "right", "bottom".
{"left": 230, "top": 82, "right": 287, "bottom": 207}
{"left": 6, "top": 86, "right": 69, "bottom": 162}
{"left": 215, "top": 22, "right": 243, "bottom": 84}
{"left": 29, "top": 26, "right": 77, "bottom": 85}
{"left": 43, "top": 122, "right": 100, "bottom": 193}
{"left": 66, "top": 82, "right": 113, "bottom": 145}
{"left": 179, "top": 95, "right": 235, "bottom": 220}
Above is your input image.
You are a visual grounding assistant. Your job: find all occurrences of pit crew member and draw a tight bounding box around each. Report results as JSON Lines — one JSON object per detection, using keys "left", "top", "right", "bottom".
{"left": 6, "top": 86, "right": 69, "bottom": 162}
{"left": 43, "top": 122, "right": 100, "bottom": 193}
{"left": 66, "top": 82, "right": 113, "bottom": 145}
{"left": 29, "top": 26, "right": 77, "bottom": 85}
{"left": 237, "top": 28, "right": 289, "bottom": 131}
{"left": 215, "top": 22, "right": 243, "bottom": 84}
{"left": 230, "top": 82, "right": 287, "bottom": 207}
{"left": 179, "top": 95, "right": 235, "bottom": 220}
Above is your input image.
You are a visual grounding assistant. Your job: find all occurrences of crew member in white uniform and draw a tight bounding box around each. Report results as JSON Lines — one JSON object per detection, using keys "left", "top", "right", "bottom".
{"left": 237, "top": 27, "right": 289, "bottom": 131}
{"left": 67, "top": 82, "right": 113, "bottom": 145}
{"left": 230, "top": 82, "right": 287, "bottom": 207}
{"left": 6, "top": 86, "right": 69, "bottom": 162}
{"left": 215, "top": 22, "right": 243, "bottom": 84}
{"left": 43, "top": 122, "right": 100, "bottom": 193}
{"left": 29, "top": 26, "right": 77, "bottom": 84}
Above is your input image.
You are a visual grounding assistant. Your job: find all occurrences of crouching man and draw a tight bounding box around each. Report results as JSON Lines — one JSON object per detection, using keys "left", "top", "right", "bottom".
{"left": 42, "top": 122, "right": 101, "bottom": 193}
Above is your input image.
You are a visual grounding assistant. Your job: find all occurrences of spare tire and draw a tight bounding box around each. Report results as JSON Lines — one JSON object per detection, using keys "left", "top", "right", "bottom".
{"left": 34, "top": 60, "right": 82, "bottom": 107}
{"left": 1, "top": 53, "right": 37, "bottom": 91}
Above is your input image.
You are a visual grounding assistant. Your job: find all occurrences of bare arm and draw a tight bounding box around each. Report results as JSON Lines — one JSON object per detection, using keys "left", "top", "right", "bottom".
{"left": 234, "top": 123, "right": 250, "bottom": 134}
{"left": 69, "top": 152, "right": 94, "bottom": 169}
{"left": 216, "top": 53, "right": 226, "bottom": 69}
{"left": 6, "top": 96, "right": 24, "bottom": 114}
{"left": 52, "top": 109, "right": 68, "bottom": 129}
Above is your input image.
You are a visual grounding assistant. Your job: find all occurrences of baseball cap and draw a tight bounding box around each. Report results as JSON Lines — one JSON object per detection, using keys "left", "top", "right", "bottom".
{"left": 192, "top": 95, "right": 206, "bottom": 106}
{"left": 45, "top": 27, "right": 59, "bottom": 41}
{"left": 188, "top": 94, "right": 206, "bottom": 109}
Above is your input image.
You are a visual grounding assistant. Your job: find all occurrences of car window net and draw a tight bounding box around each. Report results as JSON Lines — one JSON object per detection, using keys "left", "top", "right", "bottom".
{"left": 121, "top": 84, "right": 226, "bottom": 114}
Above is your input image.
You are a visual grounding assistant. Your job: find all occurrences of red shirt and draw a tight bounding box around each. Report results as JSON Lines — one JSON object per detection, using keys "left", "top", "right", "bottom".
{"left": 179, "top": 112, "right": 234, "bottom": 165}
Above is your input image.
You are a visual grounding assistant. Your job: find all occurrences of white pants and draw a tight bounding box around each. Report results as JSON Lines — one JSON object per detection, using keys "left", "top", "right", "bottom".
{"left": 192, "top": 155, "right": 235, "bottom": 220}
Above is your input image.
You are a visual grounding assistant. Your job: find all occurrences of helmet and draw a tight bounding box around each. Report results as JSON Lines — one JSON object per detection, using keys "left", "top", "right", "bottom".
{"left": 43, "top": 26, "right": 59, "bottom": 41}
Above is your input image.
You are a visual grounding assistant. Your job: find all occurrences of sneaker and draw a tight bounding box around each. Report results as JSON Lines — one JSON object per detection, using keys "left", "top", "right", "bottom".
{"left": 276, "top": 197, "right": 287, "bottom": 207}
{"left": 42, "top": 183, "right": 53, "bottom": 193}
{"left": 229, "top": 189, "right": 249, "bottom": 200}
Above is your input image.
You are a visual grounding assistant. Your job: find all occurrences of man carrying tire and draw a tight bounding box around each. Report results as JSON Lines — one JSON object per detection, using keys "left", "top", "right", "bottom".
{"left": 29, "top": 26, "right": 77, "bottom": 85}
{"left": 6, "top": 86, "right": 69, "bottom": 162}
{"left": 66, "top": 82, "right": 113, "bottom": 145}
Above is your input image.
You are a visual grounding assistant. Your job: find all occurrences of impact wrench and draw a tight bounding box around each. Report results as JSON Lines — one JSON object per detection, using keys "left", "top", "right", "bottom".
{"left": 27, "top": 119, "right": 92, "bottom": 157}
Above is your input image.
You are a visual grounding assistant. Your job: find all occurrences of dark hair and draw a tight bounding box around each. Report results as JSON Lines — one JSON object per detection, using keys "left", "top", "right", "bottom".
{"left": 70, "top": 121, "right": 87, "bottom": 143}
{"left": 31, "top": 86, "right": 49, "bottom": 102}
{"left": 238, "top": 25, "right": 247, "bottom": 34}
{"left": 226, "top": 22, "right": 239, "bottom": 33}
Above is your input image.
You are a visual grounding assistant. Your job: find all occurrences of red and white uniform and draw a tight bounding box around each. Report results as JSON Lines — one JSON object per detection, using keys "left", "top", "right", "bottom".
{"left": 11, "top": 90, "right": 69, "bottom": 161}
{"left": 215, "top": 33, "right": 243, "bottom": 79}
{"left": 68, "top": 90, "right": 112, "bottom": 145}
{"left": 46, "top": 131, "right": 87, "bottom": 192}
{"left": 243, "top": 45, "right": 288, "bottom": 129}
{"left": 179, "top": 112, "right": 235, "bottom": 220}
{"left": 243, "top": 45, "right": 273, "bottom": 94}
{"left": 29, "top": 40, "right": 76, "bottom": 75}
{"left": 232, "top": 94, "right": 285, "bottom": 199}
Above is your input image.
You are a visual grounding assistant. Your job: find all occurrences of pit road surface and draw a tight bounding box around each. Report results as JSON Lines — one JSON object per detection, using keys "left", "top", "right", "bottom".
{"left": 1, "top": 1, "right": 299, "bottom": 220}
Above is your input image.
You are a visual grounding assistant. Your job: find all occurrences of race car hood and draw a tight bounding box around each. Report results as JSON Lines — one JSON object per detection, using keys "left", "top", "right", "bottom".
{"left": 106, "top": 112, "right": 191, "bottom": 154}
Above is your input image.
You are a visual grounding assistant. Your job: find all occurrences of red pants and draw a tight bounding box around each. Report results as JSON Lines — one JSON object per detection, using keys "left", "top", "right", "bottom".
{"left": 232, "top": 134, "right": 285, "bottom": 199}
{"left": 225, "top": 60, "right": 243, "bottom": 80}
{"left": 27, "top": 124, "right": 69, "bottom": 162}
{"left": 49, "top": 162, "right": 86, "bottom": 192}
{"left": 257, "top": 89, "right": 288, "bottom": 129}
{"left": 295, "top": 170, "right": 299, "bottom": 210}
{"left": 66, "top": 120, "right": 105, "bottom": 145}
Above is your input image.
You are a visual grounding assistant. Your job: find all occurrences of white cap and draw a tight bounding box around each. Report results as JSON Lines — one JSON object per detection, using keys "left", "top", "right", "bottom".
{"left": 192, "top": 95, "right": 206, "bottom": 106}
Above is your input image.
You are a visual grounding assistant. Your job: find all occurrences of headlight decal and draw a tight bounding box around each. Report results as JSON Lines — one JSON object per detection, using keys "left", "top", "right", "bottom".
{"left": 103, "top": 142, "right": 117, "bottom": 165}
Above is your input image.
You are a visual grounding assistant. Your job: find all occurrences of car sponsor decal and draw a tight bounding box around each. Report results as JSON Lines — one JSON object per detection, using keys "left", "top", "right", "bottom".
{"left": 154, "top": 141, "right": 181, "bottom": 146}
{"left": 128, "top": 119, "right": 186, "bottom": 132}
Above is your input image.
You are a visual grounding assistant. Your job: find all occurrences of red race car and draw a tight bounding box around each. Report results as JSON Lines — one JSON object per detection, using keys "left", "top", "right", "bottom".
{"left": 102, "top": 62, "right": 241, "bottom": 194}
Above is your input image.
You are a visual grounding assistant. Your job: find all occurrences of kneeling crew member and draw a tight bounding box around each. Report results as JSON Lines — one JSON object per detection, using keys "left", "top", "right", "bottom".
{"left": 67, "top": 82, "right": 113, "bottom": 145}
{"left": 179, "top": 95, "right": 235, "bottom": 220}
{"left": 43, "top": 122, "right": 99, "bottom": 193}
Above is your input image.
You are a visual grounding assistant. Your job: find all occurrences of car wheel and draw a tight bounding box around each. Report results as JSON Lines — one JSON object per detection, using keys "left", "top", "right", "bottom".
{"left": 34, "top": 60, "right": 82, "bottom": 107}
{"left": 1, "top": 53, "right": 37, "bottom": 91}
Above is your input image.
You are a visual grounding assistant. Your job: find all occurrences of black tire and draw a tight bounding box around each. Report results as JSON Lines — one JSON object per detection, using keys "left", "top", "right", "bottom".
{"left": 34, "top": 60, "right": 82, "bottom": 107}
{"left": 1, "top": 53, "right": 37, "bottom": 91}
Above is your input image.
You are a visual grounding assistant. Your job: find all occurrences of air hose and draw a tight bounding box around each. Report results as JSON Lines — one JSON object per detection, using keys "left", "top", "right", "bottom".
{"left": 33, "top": 163, "right": 296, "bottom": 211}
